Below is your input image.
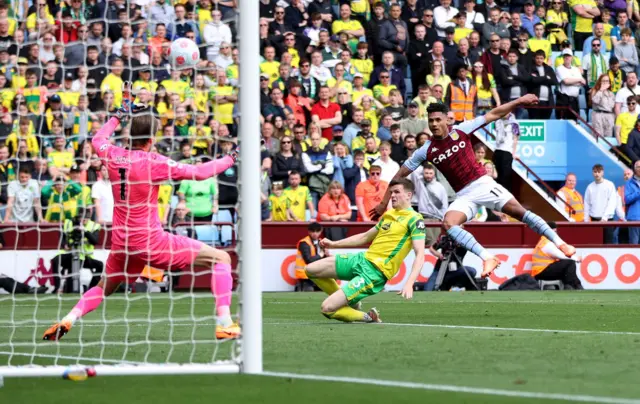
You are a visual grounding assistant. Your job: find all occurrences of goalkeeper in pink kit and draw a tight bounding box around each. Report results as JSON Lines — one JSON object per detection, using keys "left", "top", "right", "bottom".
{"left": 43, "top": 108, "right": 240, "bottom": 340}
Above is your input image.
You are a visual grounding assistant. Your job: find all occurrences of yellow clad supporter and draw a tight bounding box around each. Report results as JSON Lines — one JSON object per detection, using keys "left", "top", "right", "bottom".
{"left": 208, "top": 71, "right": 236, "bottom": 125}
{"left": 284, "top": 171, "right": 314, "bottom": 221}
{"left": 260, "top": 46, "right": 280, "bottom": 85}
{"left": 161, "top": 69, "right": 192, "bottom": 104}
{"left": 100, "top": 62, "right": 125, "bottom": 108}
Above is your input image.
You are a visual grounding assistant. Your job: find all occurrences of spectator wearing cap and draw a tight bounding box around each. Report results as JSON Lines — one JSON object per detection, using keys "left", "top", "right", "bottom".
{"left": 351, "top": 119, "right": 377, "bottom": 151}
{"left": 321, "top": 35, "right": 342, "bottom": 69}
{"left": 59, "top": 72, "right": 80, "bottom": 108}
{"left": 378, "top": 4, "right": 409, "bottom": 70}
{"left": 555, "top": 49, "right": 585, "bottom": 120}
{"left": 520, "top": 1, "right": 540, "bottom": 37}
{"left": 482, "top": 8, "right": 510, "bottom": 48}
{"left": 615, "top": 71, "right": 640, "bottom": 114}
{"left": 351, "top": 73, "right": 373, "bottom": 104}
{"left": 551, "top": 42, "right": 578, "bottom": 72}
{"left": 570, "top": 0, "right": 601, "bottom": 52}
{"left": 614, "top": 28, "right": 638, "bottom": 74}
{"left": 400, "top": 101, "right": 429, "bottom": 136}
{"left": 441, "top": 26, "right": 459, "bottom": 63}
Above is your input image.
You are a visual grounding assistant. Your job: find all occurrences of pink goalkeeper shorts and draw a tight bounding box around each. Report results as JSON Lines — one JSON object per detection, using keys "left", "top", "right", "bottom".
{"left": 105, "top": 232, "right": 203, "bottom": 284}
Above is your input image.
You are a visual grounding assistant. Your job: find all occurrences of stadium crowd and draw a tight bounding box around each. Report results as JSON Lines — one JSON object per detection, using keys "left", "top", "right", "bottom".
{"left": 0, "top": 0, "right": 637, "bottom": 236}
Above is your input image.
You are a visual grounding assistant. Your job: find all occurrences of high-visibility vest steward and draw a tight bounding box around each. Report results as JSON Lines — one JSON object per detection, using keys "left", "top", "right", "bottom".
{"left": 531, "top": 236, "right": 558, "bottom": 276}
{"left": 559, "top": 186, "right": 584, "bottom": 222}
{"left": 449, "top": 83, "right": 476, "bottom": 122}
{"left": 294, "top": 236, "right": 315, "bottom": 279}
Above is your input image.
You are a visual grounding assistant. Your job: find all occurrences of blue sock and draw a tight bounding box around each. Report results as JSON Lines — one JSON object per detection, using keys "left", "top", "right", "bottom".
{"left": 447, "top": 226, "right": 492, "bottom": 260}
{"left": 522, "top": 210, "right": 564, "bottom": 245}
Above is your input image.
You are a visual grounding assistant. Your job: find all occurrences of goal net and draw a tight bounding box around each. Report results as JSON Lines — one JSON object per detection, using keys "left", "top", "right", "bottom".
{"left": 0, "top": 1, "right": 261, "bottom": 377}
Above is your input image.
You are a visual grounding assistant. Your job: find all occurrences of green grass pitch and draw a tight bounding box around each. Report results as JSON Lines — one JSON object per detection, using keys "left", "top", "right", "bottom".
{"left": 2, "top": 291, "right": 640, "bottom": 403}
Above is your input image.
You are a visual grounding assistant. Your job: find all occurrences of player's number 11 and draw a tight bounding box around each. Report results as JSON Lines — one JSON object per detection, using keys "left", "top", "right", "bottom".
{"left": 119, "top": 168, "right": 127, "bottom": 200}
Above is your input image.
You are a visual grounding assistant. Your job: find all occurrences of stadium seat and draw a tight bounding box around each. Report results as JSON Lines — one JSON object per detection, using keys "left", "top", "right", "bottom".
{"left": 195, "top": 225, "right": 219, "bottom": 245}
{"left": 539, "top": 280, "right": 564, "bottom": 290}
{"left": 215, "top": 210, "right": 234, "bottom": 246}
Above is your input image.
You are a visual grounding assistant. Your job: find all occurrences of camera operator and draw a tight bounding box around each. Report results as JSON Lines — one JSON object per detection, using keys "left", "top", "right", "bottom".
{"left": 50, "top": 207, "right": 104, "bottom": 293}
{"left": 424, "top": 232, "right": 478, "bottom": 291}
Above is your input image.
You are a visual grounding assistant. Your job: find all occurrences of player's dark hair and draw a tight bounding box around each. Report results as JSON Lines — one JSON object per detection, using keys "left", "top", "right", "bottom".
{"left": 592, "top": 164, "right": 604, "bottom": 172}
{"left": 389, "top": 178, "right": 415, "bottom": 194}
{"left": 130, "top": 113, "right": 159, "bottom": 149}
{"left": 308, "top": 222, "right": 322, "bottom": 232}
{"left": 426, "top": 103, "right": 448, "bottom": 115}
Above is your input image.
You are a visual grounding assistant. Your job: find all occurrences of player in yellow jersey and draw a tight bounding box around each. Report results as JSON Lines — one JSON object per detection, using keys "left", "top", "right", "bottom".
{"left": 305, "top": 178, "right": 426, "bottom": 323}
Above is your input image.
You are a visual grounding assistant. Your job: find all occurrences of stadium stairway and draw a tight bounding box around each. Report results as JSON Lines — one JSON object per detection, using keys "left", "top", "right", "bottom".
{"left": 478, "top": 119, "right": 627, "bottom": 219}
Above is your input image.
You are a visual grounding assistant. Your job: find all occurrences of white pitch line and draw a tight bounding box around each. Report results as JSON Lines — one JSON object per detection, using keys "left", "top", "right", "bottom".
{"left": 262, "top": 371, "right": 640, "bottom": 404}
{"left": 261, "top": 321, "right": 640, "bottom": 336}
{"left": 0, "top": 351, "right": 141, "bottom": 365}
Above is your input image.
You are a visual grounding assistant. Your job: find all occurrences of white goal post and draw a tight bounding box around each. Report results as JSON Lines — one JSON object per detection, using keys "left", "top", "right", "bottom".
{"left": 0, "top": 2, "right": 261, "bottom": 378}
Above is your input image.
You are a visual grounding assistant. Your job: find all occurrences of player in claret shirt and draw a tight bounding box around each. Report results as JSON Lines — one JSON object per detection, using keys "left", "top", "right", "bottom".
{"left": 371, "top": 94, "right": 576, "bottom": 278}
{"left": 43, "top": 105, "right": 240, "bottom": 341}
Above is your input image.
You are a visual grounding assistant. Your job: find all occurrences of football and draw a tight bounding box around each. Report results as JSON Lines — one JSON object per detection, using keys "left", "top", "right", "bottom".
{"left": 168, "top": 38, "right": 200, "bottom": 70}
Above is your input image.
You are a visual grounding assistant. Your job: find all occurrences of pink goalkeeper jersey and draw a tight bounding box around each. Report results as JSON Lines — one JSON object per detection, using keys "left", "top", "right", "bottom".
{"left": 92, "top": 117, "right": 235, "bottom": 249}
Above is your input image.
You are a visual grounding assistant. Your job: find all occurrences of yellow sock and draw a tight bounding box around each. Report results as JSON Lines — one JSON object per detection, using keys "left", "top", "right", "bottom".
{"left": 323, "top": 306, "right": 366, "bottom": 322}
{"left": 306, "top": 276, "right": 340, "bottom": 295}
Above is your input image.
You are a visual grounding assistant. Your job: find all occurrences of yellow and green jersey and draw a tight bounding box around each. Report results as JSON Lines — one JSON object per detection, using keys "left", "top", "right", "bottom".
{"left": 209, "top": 85, "right": 235, "bottom": 124}
{"left": 372, "top": 84, "right": 397, "bottom": 107}
{"left": 47, "top": 150, "right": 74, "bottom": 169}
{"left": 269, "top": 193, "right": 289, "bottom": 221}
{"left": 157, "top": 183, "right": 173, "bottom": 221}
{"left": 284, "top": 185, "right": 311, "bottom": 220}
{"left": 42, "top": 181, "right": 83, "bottom": 222}
{"left": 160, "top": 78, "right": 192, "bottom": 102}
{"left": 365, "top": 208, "right": 425, "bottom": 279}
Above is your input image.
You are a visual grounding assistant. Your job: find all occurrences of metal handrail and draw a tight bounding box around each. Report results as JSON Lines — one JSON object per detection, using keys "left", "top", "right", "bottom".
{"left": 567, "top": 106, "right": 633, "bottom": 165}
{"left": 478, "top": 125, "right": 576, "bottom": 215}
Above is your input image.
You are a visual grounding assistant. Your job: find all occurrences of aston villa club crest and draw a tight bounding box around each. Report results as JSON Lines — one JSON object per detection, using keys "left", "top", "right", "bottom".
{"left": 450, "top": 131, "right": 459, "bottom": 141}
